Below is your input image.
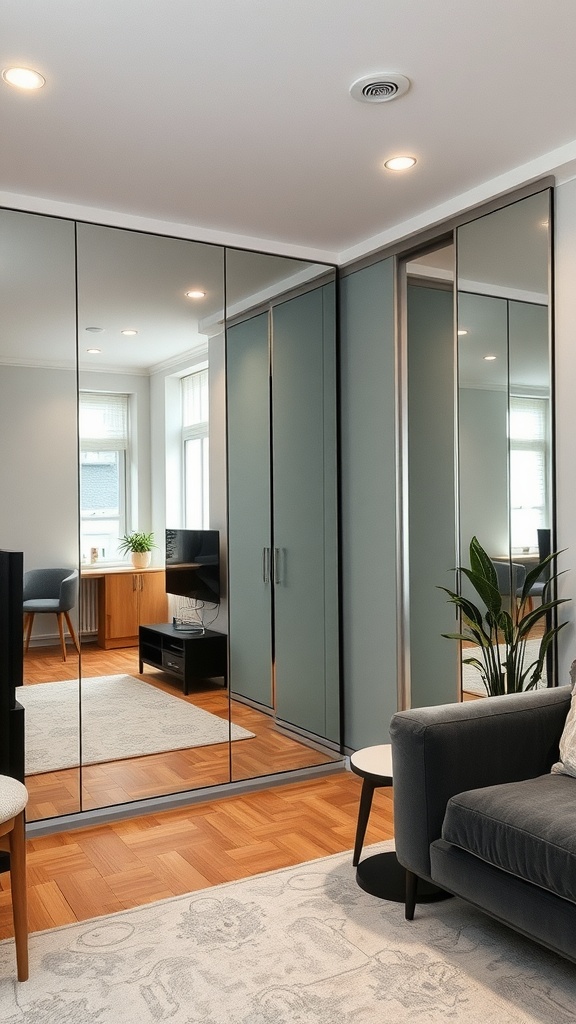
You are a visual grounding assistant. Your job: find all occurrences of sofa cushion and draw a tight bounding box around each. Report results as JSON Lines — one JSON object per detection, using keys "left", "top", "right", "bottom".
{"left": 442, "top": 773, "right": 576, "bottom": 904}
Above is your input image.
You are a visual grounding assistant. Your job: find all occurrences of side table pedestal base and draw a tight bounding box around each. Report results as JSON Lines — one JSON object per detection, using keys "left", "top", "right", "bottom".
{"left": 355, "top": 851, "right": 450, "bottom": 904}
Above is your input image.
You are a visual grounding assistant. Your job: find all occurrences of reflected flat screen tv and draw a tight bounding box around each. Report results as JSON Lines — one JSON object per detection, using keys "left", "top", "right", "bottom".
{"left": 165, "top": 529, "right": 220, "bottom": 605}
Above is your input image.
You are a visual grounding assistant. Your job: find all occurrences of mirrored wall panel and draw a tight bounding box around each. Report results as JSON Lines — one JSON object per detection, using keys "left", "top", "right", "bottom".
{"left": 76, "top": 224, "right": 229, "bottom": 809}
{"left": 404, "top": 244, "right": 459, "bottom": 709}
{"left": 0, "top": 209, "right": 81, "bottom": 820}
{"left": 457, "top": 190, "right": 552, "bottom": 697}
{"left": 0, "top": 208, "right": 340, "bottom": 820}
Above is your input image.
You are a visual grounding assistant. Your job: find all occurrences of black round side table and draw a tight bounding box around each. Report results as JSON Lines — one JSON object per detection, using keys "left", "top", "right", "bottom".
{"left": 350, "top": 743, "right": 447, "bottom": 905}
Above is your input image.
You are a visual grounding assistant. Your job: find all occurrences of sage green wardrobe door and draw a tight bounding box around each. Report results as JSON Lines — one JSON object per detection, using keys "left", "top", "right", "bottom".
{"left": 227, "top": 312, "right": 273, "bottom": 708}
{"left": 271, "top": 283, "right": 340, "bottom": 742}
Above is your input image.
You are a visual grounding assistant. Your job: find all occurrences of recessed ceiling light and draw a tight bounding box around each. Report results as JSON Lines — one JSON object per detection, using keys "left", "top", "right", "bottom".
{"left": 457, "top": 329, "right": 468, "bottom": 336}
{"left": 384, "top": 156, "right": 416, "bottom": 171}
{"left": 484, "top": 355, "right": 497, "bottom": 361}
{"left": 85, "top": 326, "right": 104, "bottom": 333}
{"left": 2, "top": 67, "right": 45, "bottom": 90}
{"left": 86, "top": 348, "right": 101, "bottom": 355}
{"left": 185, "top": 289, "right": 206, "bottom": 299}
{"left": 121, "top": 329, "right": 138, "bottom": 336}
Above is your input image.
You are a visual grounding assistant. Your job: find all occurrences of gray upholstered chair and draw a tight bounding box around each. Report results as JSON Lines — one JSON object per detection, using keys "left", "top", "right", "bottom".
{"left": 522, "top": 528, "right": 552, "bottom": 611}
{"left": 23, "top": 567, "right": 80, "bottom": 661}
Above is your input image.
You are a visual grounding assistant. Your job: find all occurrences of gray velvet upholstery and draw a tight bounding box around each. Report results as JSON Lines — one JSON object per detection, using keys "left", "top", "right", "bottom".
{"left": 442, "top": 773, "right": 576, "bottom": 903}
{"left": 390, "top": 686, "right": 576, "bottom": 963}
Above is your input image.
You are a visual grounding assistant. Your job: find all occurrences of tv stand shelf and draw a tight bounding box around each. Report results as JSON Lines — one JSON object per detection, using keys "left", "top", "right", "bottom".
{"left": 139, "top": 623, "right": 227, "bottom": 694}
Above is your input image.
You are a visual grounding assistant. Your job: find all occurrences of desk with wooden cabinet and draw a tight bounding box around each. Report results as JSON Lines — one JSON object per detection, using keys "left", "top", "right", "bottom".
{"left": 81, "top": 567, "right": 168, "bottom": 649}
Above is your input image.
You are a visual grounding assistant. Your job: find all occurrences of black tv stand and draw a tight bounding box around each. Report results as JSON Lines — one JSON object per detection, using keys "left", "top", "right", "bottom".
{"left": 139, "top": 623, "right": 227, "bottom": 695}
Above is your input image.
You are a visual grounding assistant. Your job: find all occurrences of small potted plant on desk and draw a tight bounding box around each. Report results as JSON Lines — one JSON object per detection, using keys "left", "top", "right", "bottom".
{"left": 118, "top": 531, "right": 155, "bottom": 569}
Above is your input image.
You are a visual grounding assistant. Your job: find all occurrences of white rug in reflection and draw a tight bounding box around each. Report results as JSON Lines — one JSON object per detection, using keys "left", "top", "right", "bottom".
{"left": 17, "top": 674, "right": 254, "bottom": 774}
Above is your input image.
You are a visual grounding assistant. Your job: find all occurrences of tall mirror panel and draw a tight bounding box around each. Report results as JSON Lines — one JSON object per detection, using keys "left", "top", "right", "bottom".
{"left": 457, "top": 190, "right": 552, "bottom": 698}
{"left": 225, "top": 250, "right": 341, "bottom": 782}
{"left": 403, "top": 244, "right": 459, "bottom": 709}
{"left": 0, "top": 209, "right": 81, "bottom": 820}
{"left": 76, "top": 223, "right": 229, "bottom": 808}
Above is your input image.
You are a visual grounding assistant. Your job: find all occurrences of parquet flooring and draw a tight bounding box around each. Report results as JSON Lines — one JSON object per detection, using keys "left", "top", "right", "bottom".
{"left": 0, "top": 770, "right": 394, "bottom": 938}
{"left": 22, "top": 643, "right": 338, "bottom": 820}
{"left": 2, "top": 641, "right": 392, "bottom": 943}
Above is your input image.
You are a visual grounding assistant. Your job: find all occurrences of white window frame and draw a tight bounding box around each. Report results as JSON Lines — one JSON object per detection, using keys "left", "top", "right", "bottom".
{"left": 79, "top": 391, "right": 130, "bottom": 564}
{"left": 182, "top": 367, "right": 209, "bottom": 528}
{"left": 509, "top": 395, "right": 549, "bottom": 554}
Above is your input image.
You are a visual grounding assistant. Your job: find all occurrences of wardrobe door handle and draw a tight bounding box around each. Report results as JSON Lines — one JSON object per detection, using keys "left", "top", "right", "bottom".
{"left": 273, "top": 547, "right": 283, "bottom": 584}
{"left": 262, "top": 547, "right": 270, "bottom": 584}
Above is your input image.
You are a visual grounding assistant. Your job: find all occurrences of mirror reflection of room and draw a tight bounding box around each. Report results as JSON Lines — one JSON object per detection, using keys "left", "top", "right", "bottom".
{"left": 401, "top": 190, "right": 552, "bottom": 707}
{"left": 0, "top": 210, "right": 341, "bottom": 823}
{"left": 457, "top": 193, "right": 551, "bottom": 700}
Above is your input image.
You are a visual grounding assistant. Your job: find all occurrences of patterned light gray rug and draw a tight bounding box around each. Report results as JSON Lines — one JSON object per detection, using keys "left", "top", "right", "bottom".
{"left": 1, "top": 842, "right": 575, "bottom": 1022}
{"left": 18, "top": 675, "right": 254, "bottom": 775}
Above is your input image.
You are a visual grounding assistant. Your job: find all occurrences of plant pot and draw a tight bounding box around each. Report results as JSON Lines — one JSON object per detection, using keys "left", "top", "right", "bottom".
{"left": 131, "top": 551, "right": 151, "bottom": 569}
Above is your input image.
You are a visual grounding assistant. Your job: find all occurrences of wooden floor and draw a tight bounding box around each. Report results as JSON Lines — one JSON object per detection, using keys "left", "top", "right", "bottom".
{"left": 0, "top": 770, "right": 394, "bottom": 939}
{"left": 0, "top": 640, "right": 370, "bottom": 943}
{"left": 22, "top": 642, "right": 338, "bottom": 820}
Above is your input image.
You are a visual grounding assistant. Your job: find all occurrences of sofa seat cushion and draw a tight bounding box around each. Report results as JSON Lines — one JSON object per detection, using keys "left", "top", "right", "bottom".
{"left": 442, "top": 773, "right": 576, "bottom": 904}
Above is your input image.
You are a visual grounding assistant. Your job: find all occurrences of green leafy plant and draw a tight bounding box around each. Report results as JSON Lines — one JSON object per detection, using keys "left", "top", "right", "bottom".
{"left": 118, "top": 531, "right": 155, "bottom": 555}
{"left": 439, "top": 535, "right": 570, "bottom": 695}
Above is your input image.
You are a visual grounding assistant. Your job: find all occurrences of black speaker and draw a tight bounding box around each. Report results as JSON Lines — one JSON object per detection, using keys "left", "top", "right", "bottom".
{"left": 537, "top": 528, "right": 551, "bottom": 562}
{"left": 0, "top": 550, "right": 24, "bottom": 779}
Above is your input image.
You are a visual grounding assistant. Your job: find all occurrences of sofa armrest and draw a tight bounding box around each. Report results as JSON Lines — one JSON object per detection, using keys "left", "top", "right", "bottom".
{"left": 389, "top": 686, "right": 572, "bottom": 881}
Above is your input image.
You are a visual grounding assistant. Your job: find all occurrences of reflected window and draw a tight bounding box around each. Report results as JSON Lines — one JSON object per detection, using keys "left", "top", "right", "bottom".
{"left": 509, "top": 396, "right": 549, "bottom": 552}
{"left": 182, "top": 368, "right": 209, "bottom": 528}
{"left": 79, "top": 392, "right": 129, "bottom": 563}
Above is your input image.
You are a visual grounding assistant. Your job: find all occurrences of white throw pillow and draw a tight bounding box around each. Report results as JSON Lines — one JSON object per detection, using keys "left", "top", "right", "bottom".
{"left": 551, "top": 669, "right": 576, "bottom": 777}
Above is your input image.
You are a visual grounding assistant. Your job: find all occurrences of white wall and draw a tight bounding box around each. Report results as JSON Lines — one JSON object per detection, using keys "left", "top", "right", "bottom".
{"left": 0, "top": 365, "right": 78, "bottom": 570}
{"left": 554, "top": 177, "right": 576, "bottom": 683}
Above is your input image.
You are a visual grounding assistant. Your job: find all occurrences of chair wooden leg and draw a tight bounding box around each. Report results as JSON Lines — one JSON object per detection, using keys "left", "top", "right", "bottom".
{"left": 8, "top": 812, "right": 28, "bottom": 983}
{"left": 23, "top": 613, "right": 34, "bottom": 654}
{"left": 56, "top": 613, "right": 67, "bottom": 661}
{"left": 64, "top": 611, "right": 81, "bottom": 654}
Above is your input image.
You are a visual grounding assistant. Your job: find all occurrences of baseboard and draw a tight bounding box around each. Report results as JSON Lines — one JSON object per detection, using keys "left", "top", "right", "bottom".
{"left": 26, "top": 759, "right": 347, "bottom": 838}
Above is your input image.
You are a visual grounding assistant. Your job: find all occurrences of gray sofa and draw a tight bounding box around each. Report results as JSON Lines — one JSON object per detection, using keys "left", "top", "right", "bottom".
{"left": 389, "top": 685, "right": 576, "bottom": 963}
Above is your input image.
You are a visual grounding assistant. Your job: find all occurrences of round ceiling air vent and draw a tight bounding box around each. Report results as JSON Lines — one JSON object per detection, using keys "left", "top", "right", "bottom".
{"left": 350, "top": 73, "right": 410, "bottom": 103}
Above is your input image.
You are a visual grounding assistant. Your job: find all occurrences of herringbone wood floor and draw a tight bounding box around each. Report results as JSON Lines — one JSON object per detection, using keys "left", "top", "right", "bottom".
{"left": 0, "top": 771, "right": 394, "bottom": 939}
{"left": 0, "top": 642, "right": 392, "bottom": 940}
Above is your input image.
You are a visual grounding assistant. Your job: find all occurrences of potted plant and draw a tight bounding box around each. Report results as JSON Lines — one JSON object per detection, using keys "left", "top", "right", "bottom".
{"left": 118, "top": 531, "right": 155, "bottom": 569}
{"left": 439, "top": 535, "right": 570, "bottom": 695}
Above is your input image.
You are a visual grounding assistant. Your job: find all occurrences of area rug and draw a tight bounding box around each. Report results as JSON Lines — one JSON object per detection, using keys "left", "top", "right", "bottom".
{"left": 1, "top": 841, "right": 575, "bottom": 1022}
{"left": 462, "top": 637, "right": 547, "bottom": 696}
{"left": 17, "top": 675, "right": 254, "bottom": 775}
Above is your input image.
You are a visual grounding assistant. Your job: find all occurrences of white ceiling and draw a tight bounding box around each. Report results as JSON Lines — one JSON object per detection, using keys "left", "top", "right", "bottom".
{"left": 2, "top": 1, "right": 576, "bottom": 263}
